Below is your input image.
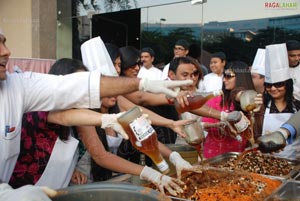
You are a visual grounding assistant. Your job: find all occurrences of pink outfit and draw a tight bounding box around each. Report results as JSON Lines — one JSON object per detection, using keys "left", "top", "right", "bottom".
{"left": 202, "top": 96, "right": 248, "bottom": 158}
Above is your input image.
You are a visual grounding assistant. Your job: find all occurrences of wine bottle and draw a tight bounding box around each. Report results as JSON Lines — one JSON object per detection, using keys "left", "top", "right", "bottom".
{"left": 174, "top": 90, "right": 223, "bottom": 113}
{"left": 117, "top": 106, "right": 170, "bottom": 174}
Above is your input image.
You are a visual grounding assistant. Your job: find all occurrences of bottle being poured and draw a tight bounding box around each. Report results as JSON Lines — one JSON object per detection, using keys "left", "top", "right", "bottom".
{"left": 117, "top": 106, "right": 170, "bottom": 174}
{"left": 174, "top": 90, "right": 223, "bottom": 113}
{"left": 239, "top": 90, "right": 259, "bottom": 146}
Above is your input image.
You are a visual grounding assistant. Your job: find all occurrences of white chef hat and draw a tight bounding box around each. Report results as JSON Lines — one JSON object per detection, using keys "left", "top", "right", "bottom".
{"left": 251, "top": 48, "right": 265, "bottom": 76}
{"left": 265, "top": 43, "right": 290, "bottom": 83}
{"left": 81, "top": 36, "right": 118, "bottom": 77}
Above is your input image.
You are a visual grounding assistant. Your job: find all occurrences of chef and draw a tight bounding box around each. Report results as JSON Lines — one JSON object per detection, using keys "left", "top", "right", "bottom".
{"left": 260, "top": 43, "right": 300, "bottom": 159}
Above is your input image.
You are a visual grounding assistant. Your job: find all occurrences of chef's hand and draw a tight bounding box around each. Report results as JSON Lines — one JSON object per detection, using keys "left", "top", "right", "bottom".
{"left": 257, "top": 129, "right": 288, "bottom": 153}
{"left": 169, "top": 151, "right": 193, "bottom": 179}
{"left": 220, "top": 111, "right": 241, "bottom": 122}
{"left": 101, "top": 112, "right": 128, "bottom": 139}
{"left": 140, "top": 166, "right": 184, "bottom": 196}
{"left": 0, "top": 183, "right": 53, "bottom": 201}
{"left": 139, "top": 78, "right": 193, "bottom": 98}
{"left": 168, "top": 119, "right": 195, "bottom": 138}
{"left": 71, "top": 170, "right": 88, "bottom": 185}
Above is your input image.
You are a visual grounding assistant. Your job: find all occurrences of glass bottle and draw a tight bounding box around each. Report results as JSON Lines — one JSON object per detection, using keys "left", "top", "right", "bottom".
{"left": 174, "top": 90, "right": 223, "bottom": 113}
{"left": 230, "top": 111, "right": 254, "bottom": 145}
{"left": 117, "top": 106, "right": 170, "bottom": 174}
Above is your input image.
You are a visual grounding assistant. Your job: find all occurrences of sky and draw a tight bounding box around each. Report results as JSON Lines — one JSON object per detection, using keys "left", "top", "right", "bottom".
{"left": 139, "top": 0, "right": 300, "bottom": 24}
{"left": 77, "top": 0, "right": 300, "bottom": 24}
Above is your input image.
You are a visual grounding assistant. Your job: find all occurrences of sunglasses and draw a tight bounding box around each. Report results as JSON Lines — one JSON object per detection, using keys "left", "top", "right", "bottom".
{"left": 264, "top": 81, "right": 285, "bottom": 89}
{"left": 223, "top": 72, "right": 236, "bottom": 79}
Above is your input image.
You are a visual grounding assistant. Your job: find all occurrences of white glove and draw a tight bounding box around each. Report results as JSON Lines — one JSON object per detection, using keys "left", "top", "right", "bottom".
{"left": 101, "top": 112, "right": 128, "bottom": 140}
{"left": 139, "top": 78, "right": 193, "bottom": 98}
{"left": 257, "top": 128, "right": 288, "bottom": 153}
{"left": 169, "top": 151, "right": 193, "bottom": 179}
{"left": 140, "top": 166, "right": 184, "bottom": 196}
{"left": 220, "top": 111, "right": 242, "bottom": 122}
{"left": 0, "top": 183, "right": 52, "bottom": 201}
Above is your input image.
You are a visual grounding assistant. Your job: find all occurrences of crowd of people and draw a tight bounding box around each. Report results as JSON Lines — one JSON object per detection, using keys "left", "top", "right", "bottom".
{"left": 0, "top": 25, "right": 300, "bottom": 200}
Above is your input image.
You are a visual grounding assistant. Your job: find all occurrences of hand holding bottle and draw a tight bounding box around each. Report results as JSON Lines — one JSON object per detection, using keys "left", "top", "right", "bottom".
{"left": 257, "top": 128, "right": 288, "bottom": 153}
{"left": 220, "top": 111, "right": 242, "bottom": 122}
{"left": 139, "top": 78, "right": 193, "bottom": 98}
{"left": 101, "top": 112, "right": 128, "bottom": 139}
{"left": 140, "top": 166, "right": 184, "bottom": 196}
{"left": 169, "top": 151, "right": 193, "bottom": 179}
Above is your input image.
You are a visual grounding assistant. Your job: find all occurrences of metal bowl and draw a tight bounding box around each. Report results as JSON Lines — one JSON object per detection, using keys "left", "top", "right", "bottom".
{"left": 265, "top": 181, "right": 300, "bottom": 201}
{"left": 52, "top": 182, "right": 171, "bottom": 201}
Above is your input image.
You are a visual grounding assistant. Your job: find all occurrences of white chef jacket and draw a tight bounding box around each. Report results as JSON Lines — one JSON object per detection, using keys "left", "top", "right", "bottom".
{"left": 198, "top": 73, "right": 223, "bottom": 92}
{"left": 289, "top": 63, "right": 300, "bottom": 101}
{"left": 0, "top": 71, "right": 101, "bottom": 182}
{"left": 137, "top": 66, "right": 163, "bottom": 80}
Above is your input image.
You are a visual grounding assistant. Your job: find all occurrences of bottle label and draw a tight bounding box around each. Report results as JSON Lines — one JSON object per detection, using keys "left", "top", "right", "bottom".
{"left": 129, "top": 116, "right": 155, "bottom": 142}
{"left": 156, "top": 160, "right": 169, "bottom": 173}
{"left": 234, "top": 116, "right": 249, "bottom": 133}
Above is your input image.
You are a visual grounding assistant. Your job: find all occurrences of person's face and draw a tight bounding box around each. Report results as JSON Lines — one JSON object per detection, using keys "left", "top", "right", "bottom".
{"left": 210, "top": 57, "right": 226, "bottom": 75}
{"left": 169, "top": 63, "right": 199, "bottom": 91}
{"left": 173, "top": 45, "right": 189, "bottom": 58}
{"left": 113, "top": 56, "right": 121, "bottom": 75}
{"left": 140, "top": 52, "right": 154, "bottom": 68}
{"left": 251, "top": 72, "right": 265, "bottom": 93}
{"left": 223, "top": 69, "right": 236, "bottom": 90}
{"left": 123, "top": 63, "right": 140, "bottom": 78}
{"left": 101, "top": 96, "right": 118, "bottom": 109}
{"left": 264, "top": 81, "right": 286, "bottom": 99}
{"left": 288, "top": 50, "right": 300, "bottom": 67}
{"left": 0, "top": 34, "right": 11, "bottom": 80}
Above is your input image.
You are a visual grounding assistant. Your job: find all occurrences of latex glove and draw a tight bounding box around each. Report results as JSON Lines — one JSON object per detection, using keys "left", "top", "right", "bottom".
{"left": 139, "top": 78, "right": 193, "bottom": 98}
{"left": 220, "top": 111, "right": 241, "bottom": 122}
{"left": 257, "top": 128, "right": 288, "bottom": 153}
{"left": 253, "top": 93, "right": 263, "bottom": 112}
{"left": 169, "top": 151, "right": 193, "bottom": 179}
{"left": 140, "top": 166, "right": 184, "bottom": 196}
{"left": 0, "top": 183, "right": 52, "bottom": 201}
{"left": 101, "top": 112, "right": 128, "bottom": 140}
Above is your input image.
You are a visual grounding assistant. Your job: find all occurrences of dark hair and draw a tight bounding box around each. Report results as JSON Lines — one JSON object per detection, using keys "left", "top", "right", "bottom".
{"left": 48, "top": 58, "right": 88, "bottom": 75}
{"left": 105, "top": 43, "right": 120, "bottom": 63}
{"left": 221, "top": 61, "right": 255, "bottom": 110}
{"left": 119, "top": 46, "right": 140, "bottom": 75}
{"left": 141, "top": 47, "right": 155, "bottom": 57}
{"left": 263, "top": 79, "right": 294, "bottom": 110}
{"left": 286, "top": 40, "right": 300, "bottom": 51}
{"left": 175, "top": 39, "right": 190, "bottom": 50}
{"left": 211, "top": 51, "right": 227, "bottom": 61}
{"left": 169, "top": 56, "right": 203, "bottom": 80}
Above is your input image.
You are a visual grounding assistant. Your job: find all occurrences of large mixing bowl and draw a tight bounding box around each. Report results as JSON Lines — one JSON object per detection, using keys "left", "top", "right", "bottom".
{"left": 52, "top": 182, "right": 171, "bottom": 201}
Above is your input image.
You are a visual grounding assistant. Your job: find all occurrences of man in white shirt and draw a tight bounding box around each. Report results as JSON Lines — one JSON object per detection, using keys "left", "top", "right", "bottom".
{"left": 161, "top": 39, "right": 190, "bottom": 80}
{"left": 137, "top": 47, "right": 162, "bottom": 80}
{"left": 286, "top": 40, "right": 300, "bottom": 101}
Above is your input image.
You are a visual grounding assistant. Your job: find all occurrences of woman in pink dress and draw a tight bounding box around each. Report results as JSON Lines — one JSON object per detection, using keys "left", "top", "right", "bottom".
{"left": 202, "top": 61, "right": 256, "bottom": 158}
